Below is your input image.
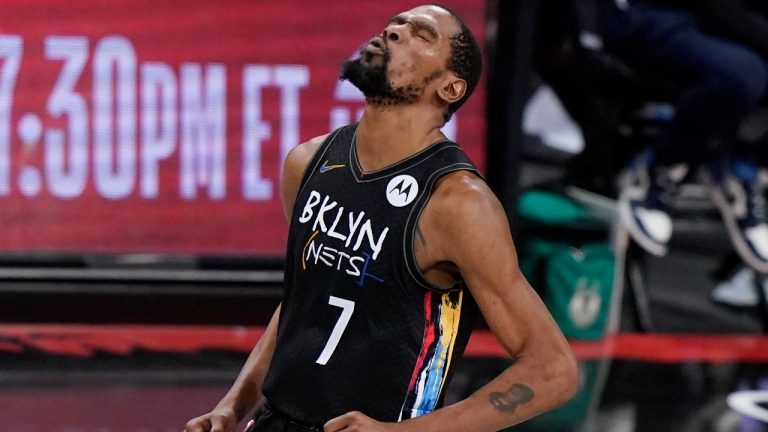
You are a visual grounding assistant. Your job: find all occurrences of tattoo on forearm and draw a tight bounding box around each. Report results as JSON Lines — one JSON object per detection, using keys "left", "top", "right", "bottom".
{"left": 489, "top": 383, "right": 535, "bottom": 414}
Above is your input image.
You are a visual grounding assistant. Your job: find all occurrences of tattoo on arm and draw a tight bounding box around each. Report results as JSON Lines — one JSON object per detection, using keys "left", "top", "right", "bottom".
{"left": 489, "top": 383, "right": 535, "bottom": 414}
{"left": 415, "top": 224, "right": 427, "bottom": 247}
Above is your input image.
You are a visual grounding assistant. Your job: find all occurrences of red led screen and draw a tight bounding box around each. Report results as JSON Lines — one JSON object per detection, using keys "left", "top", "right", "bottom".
{"left": 0, "top": 0, "right": 486, "bottom": 256}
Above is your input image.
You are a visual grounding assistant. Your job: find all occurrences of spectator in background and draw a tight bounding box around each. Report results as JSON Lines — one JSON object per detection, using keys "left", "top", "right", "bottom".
{"left": 699, "top": 0, "right": 768, "bottom": 306}
{"left": 602, "top": 0, "right": 768, "bottom": 272}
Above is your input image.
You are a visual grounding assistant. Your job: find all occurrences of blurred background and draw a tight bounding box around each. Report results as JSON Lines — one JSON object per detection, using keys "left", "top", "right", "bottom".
{"left": 1, "top": 0, "right": 768, "bottom": 431}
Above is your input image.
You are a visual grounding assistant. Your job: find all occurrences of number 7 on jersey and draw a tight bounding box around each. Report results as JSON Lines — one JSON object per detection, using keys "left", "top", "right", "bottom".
{"left": 316, "top": 296, "right": 355, "bottom": 365}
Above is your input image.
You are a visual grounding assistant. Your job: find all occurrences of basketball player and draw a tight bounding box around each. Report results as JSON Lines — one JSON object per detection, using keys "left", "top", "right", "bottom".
{"left": 185, "top": 5, "right": 577, "bottom": 431}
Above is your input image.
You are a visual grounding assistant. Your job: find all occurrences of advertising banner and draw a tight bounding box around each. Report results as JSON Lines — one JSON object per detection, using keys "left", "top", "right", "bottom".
{"left": 0, "top": 0, "right": 486, "bottom": 256}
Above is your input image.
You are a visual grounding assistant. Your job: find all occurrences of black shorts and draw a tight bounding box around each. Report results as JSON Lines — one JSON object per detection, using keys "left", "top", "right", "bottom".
{"left": 246, "top": 402, "right": 323, "bottom": 432}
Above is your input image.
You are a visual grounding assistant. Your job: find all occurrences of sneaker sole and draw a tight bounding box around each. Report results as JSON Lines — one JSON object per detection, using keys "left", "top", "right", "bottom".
{"left": 618, "top": 193, "right": 668, "bottom": 257}
{"left": 711, "top": 293, "right": 759, "bottom": 308}
{"left": 701, "top": 169, "right": 768, "bottom": 273}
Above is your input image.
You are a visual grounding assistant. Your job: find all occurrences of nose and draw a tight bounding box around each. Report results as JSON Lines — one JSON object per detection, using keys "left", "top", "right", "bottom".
{"left": 382, "top": 24, "right": 402, "bottom": 43}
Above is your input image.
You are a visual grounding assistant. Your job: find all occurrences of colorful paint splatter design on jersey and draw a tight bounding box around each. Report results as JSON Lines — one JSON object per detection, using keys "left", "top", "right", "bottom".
{"left": 399, "top": 289, "right": 464, "bottom": 419}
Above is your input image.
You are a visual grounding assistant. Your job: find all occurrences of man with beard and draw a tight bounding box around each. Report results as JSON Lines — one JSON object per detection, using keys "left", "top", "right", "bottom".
{"left": 184, "top": 5, "right": 577, "bottom": 432}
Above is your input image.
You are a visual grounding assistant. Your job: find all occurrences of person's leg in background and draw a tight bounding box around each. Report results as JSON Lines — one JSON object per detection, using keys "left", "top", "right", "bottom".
{"left": 600, "top": 2, "right": 768, "bottom": 266}
{"left": 671, "top": 35, "right": 768, "bottom": 272}
{"left": 534, "top": 0, "right": 628, "bottom": 196}
{"left": 641, "top": 9, "right": 768, "bottom": 272}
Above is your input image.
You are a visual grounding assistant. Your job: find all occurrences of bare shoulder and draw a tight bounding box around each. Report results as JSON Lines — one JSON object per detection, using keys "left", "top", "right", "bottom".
{"left": 423, "top": 170, "right": 514, "bottom": 270}
{"left": 284, "top": 133, "right": 329, "bottom": 174}
{"left": 429, "top": 171, "right": 506, "bottom": 228}
{"left": 280, "top": 133, "right": 330, "bottom": 220}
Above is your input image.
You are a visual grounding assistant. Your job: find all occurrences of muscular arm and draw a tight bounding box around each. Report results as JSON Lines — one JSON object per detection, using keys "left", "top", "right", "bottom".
{"left": 408, "top": 173, "right": 579, "bottom": 431}
{"left": 186, "top": 135, "right": 327, "bottom": 432}
{"left": 329, "top": 172, "right": 578, "bottom": 432}
{"left": 210, "top": 305, "right": 281, "bottom": 422}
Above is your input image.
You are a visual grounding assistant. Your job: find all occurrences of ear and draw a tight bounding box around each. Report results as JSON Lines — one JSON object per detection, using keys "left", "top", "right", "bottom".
{"left": 437, "top": 75, "right": 467, "bottom": 105}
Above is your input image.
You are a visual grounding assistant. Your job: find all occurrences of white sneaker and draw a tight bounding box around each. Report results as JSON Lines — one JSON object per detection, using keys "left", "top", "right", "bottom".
{"left": 711, "top": 267, "right": 760, "bottom": 307}
{"left": 701, "top": 159, "right": 768, "bottom": 273}
{"left": 618, "top": 150, "right": 687, "bottom": 256}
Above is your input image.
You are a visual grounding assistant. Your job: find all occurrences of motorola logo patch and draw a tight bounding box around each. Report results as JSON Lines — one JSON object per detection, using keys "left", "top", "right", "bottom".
{"left": 386, "top": 175, "right": 419, "bottom": 207}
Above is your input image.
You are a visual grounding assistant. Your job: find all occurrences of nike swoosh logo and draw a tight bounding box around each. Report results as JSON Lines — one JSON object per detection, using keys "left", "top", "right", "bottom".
{"left": 319, "top": 161, "right": 346, "bottom": 173}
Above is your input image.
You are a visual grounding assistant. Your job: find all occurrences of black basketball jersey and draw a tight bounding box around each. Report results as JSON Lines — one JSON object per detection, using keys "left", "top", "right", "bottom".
{"left": 262, "top": 123, "right": 482, "bottom": 425}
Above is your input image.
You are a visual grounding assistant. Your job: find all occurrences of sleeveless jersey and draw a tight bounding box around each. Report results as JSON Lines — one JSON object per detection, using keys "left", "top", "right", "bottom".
{"left": 262, "top": 123, "right": 482, "bottom": 425}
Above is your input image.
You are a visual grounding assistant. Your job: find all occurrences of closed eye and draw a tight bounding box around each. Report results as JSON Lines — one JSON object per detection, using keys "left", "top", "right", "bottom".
{"left": 412, "top": 24, "right": 437, "bottom": 41}
{"left": 388, "top": 15, "right": 438, "bottom": 41}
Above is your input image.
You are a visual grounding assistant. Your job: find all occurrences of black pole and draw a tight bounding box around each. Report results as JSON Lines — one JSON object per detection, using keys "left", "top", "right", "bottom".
{"left": 486, "top": 0, "right": 540, "bottom": 224}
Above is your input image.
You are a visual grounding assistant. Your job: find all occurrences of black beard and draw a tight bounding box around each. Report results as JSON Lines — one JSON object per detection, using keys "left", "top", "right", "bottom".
{"left": 339, "top": 53, "right": 422, "bottom": 106}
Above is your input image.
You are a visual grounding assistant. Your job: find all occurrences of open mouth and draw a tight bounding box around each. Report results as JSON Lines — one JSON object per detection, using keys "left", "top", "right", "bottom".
{"left": 364, "top": 43, "right": 384, "bottom": 55}
{"left": 364, "top": 36, "right": 386, "bottom": 56}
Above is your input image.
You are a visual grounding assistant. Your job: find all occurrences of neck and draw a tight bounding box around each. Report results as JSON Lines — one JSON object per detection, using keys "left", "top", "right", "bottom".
{"left": 355, "top": 103, "right": 446, "bottom": 172}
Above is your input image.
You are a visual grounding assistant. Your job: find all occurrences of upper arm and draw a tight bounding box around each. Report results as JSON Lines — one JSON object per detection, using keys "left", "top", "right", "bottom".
{"left": 280, "top": 134, "right": 328, "bottom": 221}
{"left": 428, "top": 174, "right": 571, "bottom": 359}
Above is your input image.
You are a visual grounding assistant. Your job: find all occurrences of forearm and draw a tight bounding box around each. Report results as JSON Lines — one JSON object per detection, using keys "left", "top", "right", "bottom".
{"left": 215, "top": 305, "right": 281, "bottom": 420}
{"left": 399, "top": 350, "right": 578, "bottom": 432}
